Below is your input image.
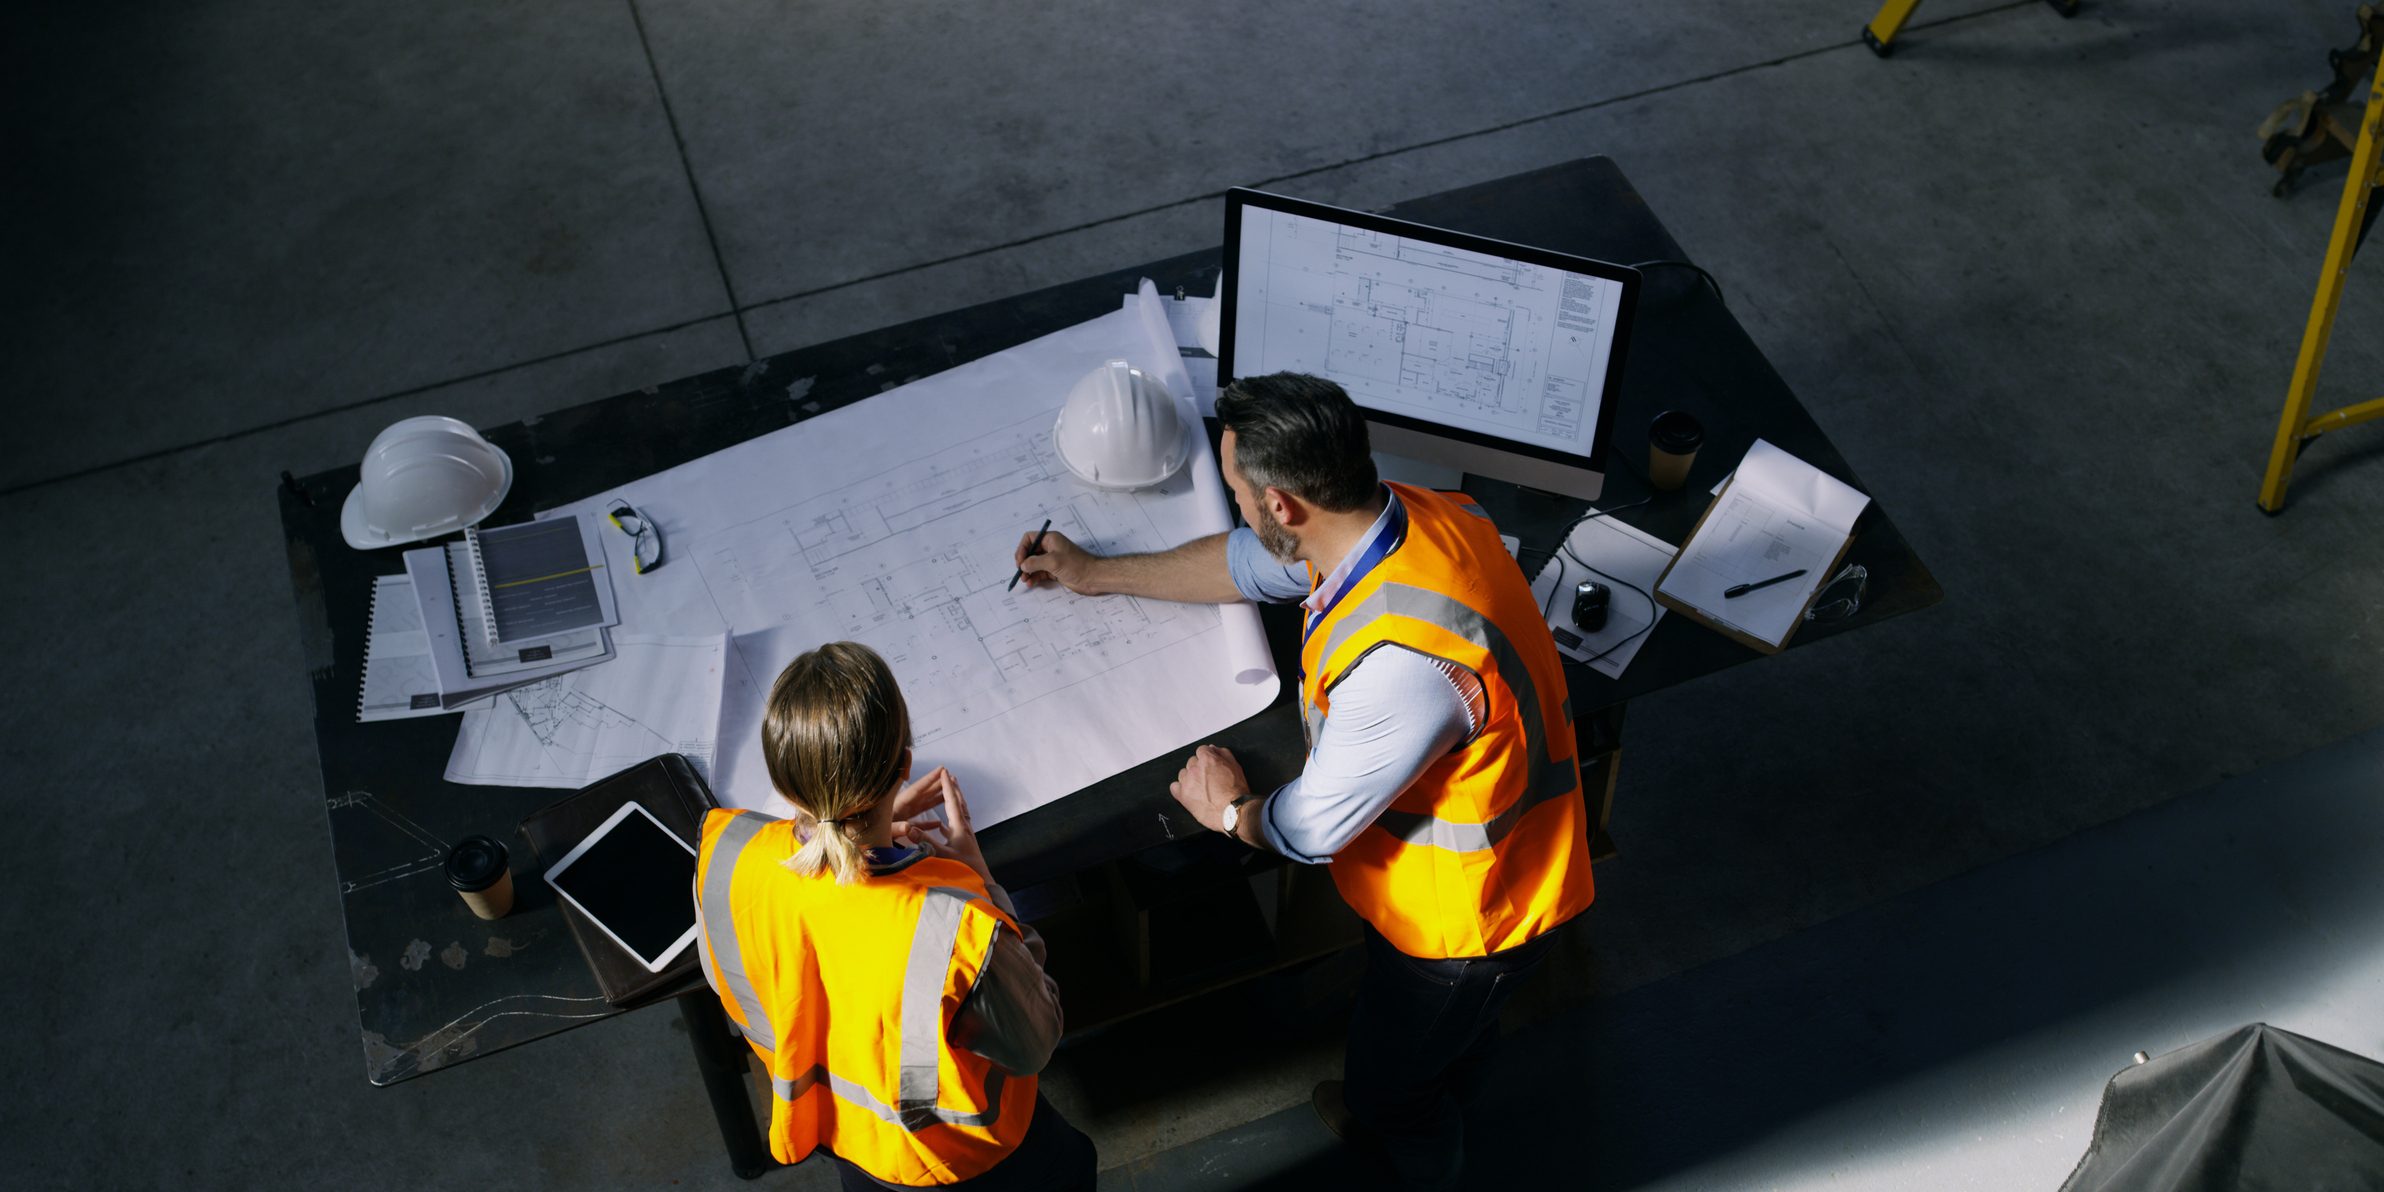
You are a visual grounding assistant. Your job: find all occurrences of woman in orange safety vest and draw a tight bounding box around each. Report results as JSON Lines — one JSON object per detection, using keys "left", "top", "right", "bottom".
{"left": 693, "top": 641, "right": 1095, "bottom": 1190}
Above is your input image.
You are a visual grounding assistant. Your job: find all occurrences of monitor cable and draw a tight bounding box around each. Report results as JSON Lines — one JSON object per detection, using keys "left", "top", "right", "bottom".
{"left": 1629, "top": 259, "right": 1725, "bottom": 309}
{"left": 1526, "top": 497, "right": 1661, "bottom": 669}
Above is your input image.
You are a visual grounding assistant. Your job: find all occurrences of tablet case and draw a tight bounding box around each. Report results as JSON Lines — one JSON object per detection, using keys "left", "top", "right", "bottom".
{"left": 518, "top": 753, "right": 719, "bottom": 1008}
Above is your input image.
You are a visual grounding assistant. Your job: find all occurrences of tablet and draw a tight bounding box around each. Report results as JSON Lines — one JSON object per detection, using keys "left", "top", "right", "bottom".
{"left": 543, "top": 801, "right": 700, "bottom": 973}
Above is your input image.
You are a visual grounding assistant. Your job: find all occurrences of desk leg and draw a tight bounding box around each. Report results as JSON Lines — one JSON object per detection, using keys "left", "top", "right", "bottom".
{"left": 679, "top": 993, "right": 771, "bottom": 1180}
{"left": 1580, "top": 702, "right": 1627, "bottom": 861}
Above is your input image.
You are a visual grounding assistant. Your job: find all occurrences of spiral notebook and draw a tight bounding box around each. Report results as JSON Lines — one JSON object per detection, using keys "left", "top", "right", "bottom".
{"left": 402, "top": 542, "right": 617, "bottom": 709}
{"left": 405, "top": 515, "right": 620, "bottom": 681}
{"left": 358, "top": 574, "right": 450, "bottom": 721}
{"left": 462, "top": 518, "right": 620, "bottom": 648}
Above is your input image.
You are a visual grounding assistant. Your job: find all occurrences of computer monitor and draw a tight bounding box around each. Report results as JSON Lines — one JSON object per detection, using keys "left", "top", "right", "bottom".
{"left": 1218, "top": 188, "right": 1639, "bottom": 500}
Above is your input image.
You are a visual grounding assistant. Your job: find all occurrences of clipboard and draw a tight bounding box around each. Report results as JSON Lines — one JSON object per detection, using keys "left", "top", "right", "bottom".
{"left": 1652, "top": 467, "right": 1861, "bottom": 656}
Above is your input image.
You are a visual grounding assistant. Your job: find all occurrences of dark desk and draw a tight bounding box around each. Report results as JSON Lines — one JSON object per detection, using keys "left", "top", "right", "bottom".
{"left": 279, "top": 156, "right": 1938, "bottom": 1175}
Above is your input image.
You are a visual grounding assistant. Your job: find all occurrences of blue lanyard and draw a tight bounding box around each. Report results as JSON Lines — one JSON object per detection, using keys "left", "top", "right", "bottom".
{"left": 1302, "top": 497, "right": 1406, "bottom": 646}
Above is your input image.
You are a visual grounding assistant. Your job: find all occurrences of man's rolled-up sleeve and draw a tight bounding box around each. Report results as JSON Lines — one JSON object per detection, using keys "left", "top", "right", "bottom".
{"left": 1225, "top": 527, "right": 1313, "bottom": 604}
{"left": 1259, "top": 646, "right": 1474, "bottom": 863}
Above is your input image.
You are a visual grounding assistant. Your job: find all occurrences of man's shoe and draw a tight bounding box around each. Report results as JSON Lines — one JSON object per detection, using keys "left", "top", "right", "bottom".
{"left": 1316, "top": 1081, "right": 1419, "bottom": 1184}
{"left": 1312, "top": 1079, "right": 1357, "bottom": 1141}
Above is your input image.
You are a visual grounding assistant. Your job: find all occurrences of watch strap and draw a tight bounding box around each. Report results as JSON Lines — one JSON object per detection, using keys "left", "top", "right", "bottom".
{"left": 1221, "top": 791, "right": 1262, "bottom": 834}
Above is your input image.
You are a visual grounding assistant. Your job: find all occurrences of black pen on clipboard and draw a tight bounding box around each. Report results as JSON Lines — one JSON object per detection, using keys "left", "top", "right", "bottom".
{"left": 1724, "top": 568, "right": 1806, "bottom": 599}
{"left": 1008, "top": 519, "right": 1052, "bottom": 591}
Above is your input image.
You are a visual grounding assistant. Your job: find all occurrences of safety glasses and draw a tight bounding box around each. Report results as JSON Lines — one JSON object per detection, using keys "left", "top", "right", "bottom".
{"left": 607, "top": 503, "right": 665, "bottom": 574}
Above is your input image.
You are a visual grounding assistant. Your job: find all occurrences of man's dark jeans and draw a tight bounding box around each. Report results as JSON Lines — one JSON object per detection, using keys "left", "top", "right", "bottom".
{"left": 1344, "top": 922, "right": 1560, "bottom": 1190}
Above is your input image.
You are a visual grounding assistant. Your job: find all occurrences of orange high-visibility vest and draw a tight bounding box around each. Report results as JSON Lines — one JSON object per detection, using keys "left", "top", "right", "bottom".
{"left": 1299, "top": 483, "right": 1597, "bottom": 959}
{"left": 693, "top": 808, "right": 1037, "bottom": 1185}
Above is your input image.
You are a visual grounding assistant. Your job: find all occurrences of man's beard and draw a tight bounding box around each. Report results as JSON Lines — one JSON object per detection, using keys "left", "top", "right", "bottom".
{"left": 1253, "top": 502, "right": 1301, "bottom": 563}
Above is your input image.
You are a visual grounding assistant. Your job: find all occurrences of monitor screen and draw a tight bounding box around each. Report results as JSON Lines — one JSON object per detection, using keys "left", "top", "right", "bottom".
{"left": 1219, "top": 189, "right": 1638, "bottom": 499}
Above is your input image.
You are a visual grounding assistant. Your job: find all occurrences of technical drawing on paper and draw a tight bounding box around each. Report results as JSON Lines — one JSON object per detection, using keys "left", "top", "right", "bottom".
{"left": 445, "top": 635, "right": 724, "bottom": 788}
{"left": 1240, "top": 213, "right": 1619, "bottom": 452}
{"left": 691, "top": 409, "right": 1220, "bottom": 748}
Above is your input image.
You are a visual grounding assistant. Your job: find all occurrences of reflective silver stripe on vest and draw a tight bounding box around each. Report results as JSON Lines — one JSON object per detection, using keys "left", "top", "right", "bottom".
{"left": 772, "top": 1066, "right": 822, "bottom": 1102}
{"left": 698, "top": 812, "right": 778, "bottom": 1055}
{"left": 1320, "top": 582, "right": 1578, "bottom": 853}
{"left": 897, "top": 887, "right": 977, "bottom": 1126}
{"left": 772, "top": 1065, "right": 1010, "bottom": 1130}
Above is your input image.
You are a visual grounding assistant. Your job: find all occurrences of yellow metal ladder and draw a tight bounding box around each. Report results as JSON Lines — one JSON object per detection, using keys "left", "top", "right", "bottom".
{"left": 1862, "top": 0, "right": 2079, "bottom": 57}
{"left": 2259, "top": 62, "right": 2384, "bottom": 513}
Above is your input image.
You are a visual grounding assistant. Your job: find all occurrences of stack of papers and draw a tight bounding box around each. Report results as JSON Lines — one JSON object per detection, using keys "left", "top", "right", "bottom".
{"left": 356, "top": 513, "right": 623, "bottom": 719}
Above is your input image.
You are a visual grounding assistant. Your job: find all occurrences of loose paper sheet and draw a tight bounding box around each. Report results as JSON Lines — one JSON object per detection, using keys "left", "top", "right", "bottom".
{"left": 1160, "top": 294, "right": 1211, "bottom": 350}
{"left": 1657, "top": 439, "right": 1869, "bottom": 648}
{"left": 444, "top": 633, "right": 726, "bottom": 788}
{"left": 1530, "top": 514, "right": 1677, "bottom": 679}
{"left": 542, "top": 291, "right": 1279, "bottom": 823}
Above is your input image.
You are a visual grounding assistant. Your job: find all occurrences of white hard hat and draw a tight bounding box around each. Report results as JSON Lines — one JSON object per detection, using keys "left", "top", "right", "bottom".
{"left": 339, "top": 415, "right": 514, "bottom": 549}
{"left": 1053, "top": 359, "right": 1191, "bottom": 491}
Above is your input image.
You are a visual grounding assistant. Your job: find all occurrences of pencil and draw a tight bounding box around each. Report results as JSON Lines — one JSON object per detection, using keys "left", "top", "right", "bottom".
{"left": 1008, "top": 518, "right": 1053, "bottom": 592}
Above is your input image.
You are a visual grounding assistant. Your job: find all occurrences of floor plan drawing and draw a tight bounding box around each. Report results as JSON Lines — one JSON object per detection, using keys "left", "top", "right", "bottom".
{"left": 444, "top": 634, "right": 724, "bottom": 789}
{"left": 542, "top": 297, "right": 1278, "bottom": 824}
{"left": 692, "top": 409, "right": 1219, "bottom": 749}
{"left": 1234, "top": 208, "right": 1625, "bottom": 458}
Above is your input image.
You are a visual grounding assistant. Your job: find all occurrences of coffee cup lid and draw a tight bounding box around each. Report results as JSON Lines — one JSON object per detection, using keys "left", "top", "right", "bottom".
{"left": 1651, "top": 409, "right": 1705, "bottom": 453}
{"left": 445, "top": 835, "right": 510, "bottom": 892}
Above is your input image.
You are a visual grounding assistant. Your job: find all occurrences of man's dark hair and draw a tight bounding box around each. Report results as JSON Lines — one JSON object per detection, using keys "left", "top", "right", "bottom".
{"left": 1215, "top": 373, "right": 1378, "bottom": 512}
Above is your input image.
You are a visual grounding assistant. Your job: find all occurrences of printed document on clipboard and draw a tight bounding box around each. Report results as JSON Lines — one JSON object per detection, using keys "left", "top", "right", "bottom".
{"left": 1655, "top": 439, "right": 1868, "bottom": 654}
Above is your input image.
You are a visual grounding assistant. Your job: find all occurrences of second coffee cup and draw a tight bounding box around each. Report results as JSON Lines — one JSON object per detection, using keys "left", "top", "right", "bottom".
{"left": 1648, "top": 410, "right": 1705, "bottom": 491}
{"left": 446, "top": 835, "right": 515, "bottom": 920}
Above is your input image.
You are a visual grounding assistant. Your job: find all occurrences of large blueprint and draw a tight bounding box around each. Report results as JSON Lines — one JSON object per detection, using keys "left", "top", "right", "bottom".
{"left": 542, "top": 290, "right": 1279, "bottom": 824}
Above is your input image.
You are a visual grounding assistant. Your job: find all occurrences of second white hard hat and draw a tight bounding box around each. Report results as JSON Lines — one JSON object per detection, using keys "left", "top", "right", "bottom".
{"left": 339, "top": 415, "right": 513, "bottom": 549}
{"left": 1053, "top": 359, "right": 1191, "bottom": 491}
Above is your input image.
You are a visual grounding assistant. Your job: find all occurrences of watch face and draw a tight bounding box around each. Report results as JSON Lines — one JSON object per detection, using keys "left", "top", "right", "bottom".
{"left": 1220, "top": 802, "right": 1239, "bottom": 832}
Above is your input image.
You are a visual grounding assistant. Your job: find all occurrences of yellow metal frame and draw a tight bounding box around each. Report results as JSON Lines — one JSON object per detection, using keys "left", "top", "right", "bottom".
{"left": 1864, "top": 0, "right": 2079, "bottom": 56}
{"left": 2259, "top": 67, "right": 2384, "bottom": 514}
{"left": 1864, "top": 0, "right": 1924, "bottom": 50}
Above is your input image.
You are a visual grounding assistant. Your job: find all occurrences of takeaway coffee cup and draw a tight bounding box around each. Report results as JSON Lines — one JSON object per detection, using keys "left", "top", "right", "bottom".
{"left": 1648, "top": 410, "right": 1705, "bottom": 492}
{"left": 446, "top": 835, "right": 514, "bottom": 920}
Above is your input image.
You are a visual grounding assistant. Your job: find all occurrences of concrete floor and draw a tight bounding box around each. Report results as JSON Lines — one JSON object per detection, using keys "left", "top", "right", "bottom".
{"left": 1113, "top": 720, "right": 2384, "bottom": 1189}
{"left": 6, "top": 0, "right": 2382, "bottom": 1188}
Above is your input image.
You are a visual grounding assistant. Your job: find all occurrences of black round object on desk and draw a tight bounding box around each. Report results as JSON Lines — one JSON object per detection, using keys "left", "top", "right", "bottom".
{"left": 445, "top": 835, "right": 510, "bottom": 892}
{"left": 1650, "top": 409, "right": 1704, "bottom": 454}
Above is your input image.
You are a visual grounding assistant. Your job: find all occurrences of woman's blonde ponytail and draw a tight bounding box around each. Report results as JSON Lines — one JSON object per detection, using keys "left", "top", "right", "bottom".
{"left": 763, "top": 642, "right": 912, "bottom": 886}
{"left": 788, "top": 810, "right": 875, "bottom": 885}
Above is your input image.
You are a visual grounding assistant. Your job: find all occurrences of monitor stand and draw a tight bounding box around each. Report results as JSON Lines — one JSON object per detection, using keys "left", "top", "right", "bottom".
{"left": 1373, "top": 451, "right": 1465, "bottom": 492}
{"left": 1368, "top": 421, "right": 1606, "bottom": 501}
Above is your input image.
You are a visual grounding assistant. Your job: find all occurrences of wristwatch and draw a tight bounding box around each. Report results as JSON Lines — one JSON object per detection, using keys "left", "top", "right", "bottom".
{"left": 1218, "top": 792, "right": 1263, "bottom": 836}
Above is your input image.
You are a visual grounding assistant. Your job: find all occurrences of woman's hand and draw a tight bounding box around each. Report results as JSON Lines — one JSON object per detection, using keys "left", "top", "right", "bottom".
{"left": 888, "top": 765, "right": 949, "bottom": 844}
{"left": 897, "top": 767, "right": 993, "bottom": 886}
